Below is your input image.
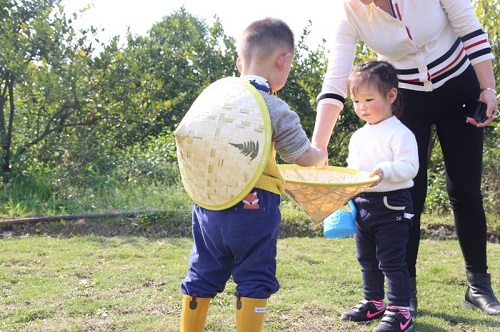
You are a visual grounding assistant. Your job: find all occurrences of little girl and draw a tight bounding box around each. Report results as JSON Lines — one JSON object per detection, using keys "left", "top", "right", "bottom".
{"left": 341, "top": 61, "right": 419, "bottom": 332}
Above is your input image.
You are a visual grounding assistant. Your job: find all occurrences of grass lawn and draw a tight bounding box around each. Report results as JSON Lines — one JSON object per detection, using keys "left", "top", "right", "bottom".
{"left": 1, "top": 233, "right": 499, "bottom": 331}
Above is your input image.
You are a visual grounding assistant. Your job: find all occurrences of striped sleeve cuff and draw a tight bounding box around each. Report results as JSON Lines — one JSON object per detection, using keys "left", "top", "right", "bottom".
{"left": 461, "top": 29, "right": 495, "bottom": 64}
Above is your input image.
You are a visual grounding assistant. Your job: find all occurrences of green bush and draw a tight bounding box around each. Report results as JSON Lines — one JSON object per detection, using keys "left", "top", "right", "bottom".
{"left": 115, "top": 134, "right": 180, "bottom": 185}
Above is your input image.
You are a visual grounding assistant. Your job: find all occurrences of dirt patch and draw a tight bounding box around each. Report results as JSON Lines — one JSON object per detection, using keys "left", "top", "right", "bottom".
{"left": 1, "top": 214, "right": 499, "bottom": 243}
{"left": 422, "top": 223, "right": 500, "bottom": 243}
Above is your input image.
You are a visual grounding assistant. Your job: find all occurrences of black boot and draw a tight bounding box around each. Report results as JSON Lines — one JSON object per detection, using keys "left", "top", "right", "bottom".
{"left": 409, "top": 277, "right": 417, "bottom": 318}
{"left": 463, "top": 271, "right": 500, "bottom": 315}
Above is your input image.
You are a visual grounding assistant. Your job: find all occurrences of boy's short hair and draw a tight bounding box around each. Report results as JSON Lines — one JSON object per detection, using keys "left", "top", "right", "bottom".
{"left": 239, "top": 17, "right": 295, "bottom": 58}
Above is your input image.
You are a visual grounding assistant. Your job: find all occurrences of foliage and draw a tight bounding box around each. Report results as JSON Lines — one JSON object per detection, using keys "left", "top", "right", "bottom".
{"left": 0, "top": 0, "right": 100, "bottom": 183}
{"left": 279, "top": 199, "right": 320, "bottom": 238}
{"left": 104, "top": 8, "right": 238, "bottom": 141}
{"left": 0, "top": 2, "right": 499, "bottom": 219}
{"left": 114, "top": 134, "right": 179, "bottom": 185}
{"left": 1, "top": 5, "right": 238, "bottom": 186}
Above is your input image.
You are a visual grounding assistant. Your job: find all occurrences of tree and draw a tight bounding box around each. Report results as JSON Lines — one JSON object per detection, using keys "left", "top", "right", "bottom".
{"left": 0, "top": 0, "right": 97, "bottom": 182}
{"left": 87, "top": 8, "right": 238, "bottom": 153}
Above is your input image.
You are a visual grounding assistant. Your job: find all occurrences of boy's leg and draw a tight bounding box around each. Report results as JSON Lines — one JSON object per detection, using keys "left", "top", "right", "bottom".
{"left": 180, "top": 206, "right": 233, "bottom": 330}
{"left": 229, "top": 190, "right": 281, "bottom": 331}
{"left": 230, "top": 190, "right": 281, "bottom": 299}
{"left": 180, "top": 294, "right": 211, "bottom": 332}
{"left": 181, "top": 205, "right": 233, "bottom": 297}
{"left": 235, "top": 294, "right": 267, "bottom": 332}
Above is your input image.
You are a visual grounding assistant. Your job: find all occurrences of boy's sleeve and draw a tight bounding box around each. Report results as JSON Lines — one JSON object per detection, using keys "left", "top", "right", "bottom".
{"left": 269, "top": 99, "right": 311, "bottom": 164}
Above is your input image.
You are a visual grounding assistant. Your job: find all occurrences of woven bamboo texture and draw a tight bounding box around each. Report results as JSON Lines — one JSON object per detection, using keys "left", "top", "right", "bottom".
{"left": 278, "top": 165, "right": 378, "bottom": 224}
{"left": 175, "top": 77, "right": 271, "bottom": 210}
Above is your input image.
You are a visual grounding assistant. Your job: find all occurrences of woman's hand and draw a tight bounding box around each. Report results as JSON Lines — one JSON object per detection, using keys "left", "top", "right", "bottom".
{"left": 468, "top": 88, "right": 499, "bottom": 127}
{"left": 470, "top": 60, "right": 498, "bottom": 127}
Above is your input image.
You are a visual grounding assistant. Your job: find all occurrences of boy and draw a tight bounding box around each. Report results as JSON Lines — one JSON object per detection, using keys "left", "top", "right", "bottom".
{"left": 178, "top": 18, "right": 324, "bottom": 332}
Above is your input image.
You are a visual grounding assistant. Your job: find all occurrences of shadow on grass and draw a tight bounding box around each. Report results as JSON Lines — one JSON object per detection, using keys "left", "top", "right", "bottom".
{"left": 420, "top": 309, "right": 500, "bottom": 331}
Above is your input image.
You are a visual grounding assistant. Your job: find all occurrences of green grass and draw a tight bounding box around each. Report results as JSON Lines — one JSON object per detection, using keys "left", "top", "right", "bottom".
{"left": 0, "top": 176, "right": 193, "bottom": 218}
{"left": 1, "top": 177, "right": 499, "bottom": 330}
{"left": 1, "top": 235, "right": 499, "bottom": 331}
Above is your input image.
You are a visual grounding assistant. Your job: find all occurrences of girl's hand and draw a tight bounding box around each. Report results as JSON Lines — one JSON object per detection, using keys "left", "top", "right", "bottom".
{"left": 369, "top": 168, "right": 383, "bottom": 187}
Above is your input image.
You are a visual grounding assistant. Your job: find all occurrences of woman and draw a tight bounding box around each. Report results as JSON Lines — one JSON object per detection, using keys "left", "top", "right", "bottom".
{"left": 312, "top": 0, "right": 500, "bottom": 316}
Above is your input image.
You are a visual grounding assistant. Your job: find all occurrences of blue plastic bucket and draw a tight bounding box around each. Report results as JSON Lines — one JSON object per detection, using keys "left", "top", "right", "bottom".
{"left": 323, "top": 200, "right": 357, "bottom": 239}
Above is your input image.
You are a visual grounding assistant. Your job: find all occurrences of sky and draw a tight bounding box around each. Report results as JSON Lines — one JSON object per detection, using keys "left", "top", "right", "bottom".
{"left": 61, "top": 0, "right": 339, "bottom": 50}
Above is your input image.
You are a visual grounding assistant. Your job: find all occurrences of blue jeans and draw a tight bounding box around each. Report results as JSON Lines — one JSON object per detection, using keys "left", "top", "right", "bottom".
{"left": 354, "top": 189, "right": 413, "bottom": 307}
{"left": 181, "top": 188, "right": 281, "bottom": 299}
